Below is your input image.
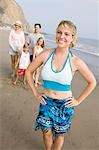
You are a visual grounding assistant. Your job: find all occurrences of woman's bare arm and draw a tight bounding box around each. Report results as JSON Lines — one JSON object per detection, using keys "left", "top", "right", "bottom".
{"left": 65, "top": 56, "right": 97, "bottom": 107}
{"left": 75, "top": 57, "right": 97, "bottom": 104}
{"left": 25, "top": 49, "right": 53, "bottom": 103}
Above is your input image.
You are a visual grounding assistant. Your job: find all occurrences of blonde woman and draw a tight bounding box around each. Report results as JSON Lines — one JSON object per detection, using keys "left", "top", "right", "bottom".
{"left": 26, "top": 20, "right": 96, "bottom": 150}
{"left": 9, "top": 21, "right": 25, "bottom": 77}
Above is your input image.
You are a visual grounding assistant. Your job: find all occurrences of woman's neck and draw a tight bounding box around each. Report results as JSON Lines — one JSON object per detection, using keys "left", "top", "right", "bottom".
{"left": 56, "top": 47, "right": 69, "bottom": 55}
{"left": 15, "top": 29, "right": 21, "bottom": 33}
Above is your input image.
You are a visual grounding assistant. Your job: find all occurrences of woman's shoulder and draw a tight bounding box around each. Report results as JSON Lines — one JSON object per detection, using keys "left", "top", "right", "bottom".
{"left": 72, "top": 55, "right": 84, "bottom": 63}
{"left": 36, "top": 48, "right": 55, "bottom": 61}
{"left": 20, "top": 30, "right": 24, "bottom": 35}
{"left": 72, "top": 54, "right": 87, "bottom": 71}
{"left": 69, "top": 50, "right": 80, "bottom": 61}
{"left": 42, "top": 48, "right": 55, "bottom": 55}
{"left": 45, "top": 48, "right": 55, "bottom": 53}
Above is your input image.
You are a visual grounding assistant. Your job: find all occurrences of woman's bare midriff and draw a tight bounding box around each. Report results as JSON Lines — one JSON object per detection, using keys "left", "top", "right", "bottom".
{"left": 44, "top": 89, "right": 72, "bottom": 99}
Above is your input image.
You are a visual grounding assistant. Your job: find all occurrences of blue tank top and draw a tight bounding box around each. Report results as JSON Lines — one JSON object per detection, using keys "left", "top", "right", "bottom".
{"left": 41, "top": 49, "right": 73, "bottom": 91}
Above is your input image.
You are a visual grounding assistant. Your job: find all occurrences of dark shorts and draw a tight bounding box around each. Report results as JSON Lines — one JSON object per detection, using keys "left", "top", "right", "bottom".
{"left": 35, "top": 96, "right": 74, "bottom": 135}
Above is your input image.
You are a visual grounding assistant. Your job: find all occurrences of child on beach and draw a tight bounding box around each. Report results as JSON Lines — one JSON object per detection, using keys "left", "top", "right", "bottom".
{"left": 33, "top": 37, "right": 45, "bottom": 87}
{"left": 13, "top": 42, "right": 30, "bottom": 85}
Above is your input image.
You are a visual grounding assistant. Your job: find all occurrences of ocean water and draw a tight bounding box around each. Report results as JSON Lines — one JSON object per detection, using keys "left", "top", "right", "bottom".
{"left": 44, "top": 34, "right": 99, "bottom": 56}
{"left": 1, "top": 27, "right": 98, "bottom": 56}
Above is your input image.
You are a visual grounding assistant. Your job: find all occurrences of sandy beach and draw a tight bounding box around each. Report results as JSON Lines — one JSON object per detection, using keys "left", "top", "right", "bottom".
{"left": 0, "top": 30, "right": 99, "bottom": 150}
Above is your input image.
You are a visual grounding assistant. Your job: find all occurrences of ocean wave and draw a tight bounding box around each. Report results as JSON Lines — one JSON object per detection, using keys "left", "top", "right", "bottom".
{"left": 45, "top": 35, "right": 99, "bottom": 56}
{"left": 75, "top": 43, "right": 99, "bottom": 56}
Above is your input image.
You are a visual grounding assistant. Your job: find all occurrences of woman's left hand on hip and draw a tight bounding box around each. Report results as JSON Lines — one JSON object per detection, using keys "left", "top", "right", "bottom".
{"left": 64, "top": 97, "right": 79, "bottom": 107}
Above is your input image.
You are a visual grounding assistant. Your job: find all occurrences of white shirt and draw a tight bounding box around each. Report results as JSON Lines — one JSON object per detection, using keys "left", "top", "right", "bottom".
{"left": 19, "top": 51, "right": 30, "bottom": 69}
{"left": 34, "top": 46, "right": 43, "bottom": 57}
{"left": 9, "top": 29, "right": 25, "bottom": 52}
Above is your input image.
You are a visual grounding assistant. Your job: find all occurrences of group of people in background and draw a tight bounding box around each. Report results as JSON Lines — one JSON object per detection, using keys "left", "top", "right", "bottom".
{"left": 9, "top": 21, "right": 45, "bottom": 86}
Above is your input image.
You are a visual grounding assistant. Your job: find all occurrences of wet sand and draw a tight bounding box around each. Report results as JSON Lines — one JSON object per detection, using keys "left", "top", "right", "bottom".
{"left": 0, "top": 30, "right": 99, "bottom": 150}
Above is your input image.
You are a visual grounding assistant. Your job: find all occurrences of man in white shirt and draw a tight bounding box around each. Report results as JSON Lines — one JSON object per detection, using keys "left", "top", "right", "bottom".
{"left": 28, "top": 23, "right": 45, "bottom": 62}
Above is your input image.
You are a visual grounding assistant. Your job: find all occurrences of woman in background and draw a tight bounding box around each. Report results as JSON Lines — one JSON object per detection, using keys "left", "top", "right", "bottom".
{"left": 26, "top": 20, "right": 96, "bottom": 150}
{"left": 9, "top": 20, "right": 25, "bottom": 77}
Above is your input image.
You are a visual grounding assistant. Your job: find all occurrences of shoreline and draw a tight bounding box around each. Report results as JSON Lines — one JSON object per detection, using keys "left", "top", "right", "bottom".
{"left": 73, "top": 47, "right": 99, "bottom": 56}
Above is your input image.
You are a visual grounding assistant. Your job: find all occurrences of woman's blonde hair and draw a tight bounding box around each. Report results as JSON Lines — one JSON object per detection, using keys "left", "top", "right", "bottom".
{"left": 57, "top": 20, "right": 77, "bottom": 48}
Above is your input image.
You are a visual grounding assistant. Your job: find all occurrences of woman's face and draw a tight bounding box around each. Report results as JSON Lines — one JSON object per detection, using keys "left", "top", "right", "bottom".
{"left": 56, "top": 24, "right": 73, "bottom": 48}
{"left": 14, "top": 24, "right": 21, "bottom": 31}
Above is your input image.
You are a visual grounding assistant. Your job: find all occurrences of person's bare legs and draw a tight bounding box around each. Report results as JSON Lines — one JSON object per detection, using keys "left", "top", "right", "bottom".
{"left": 11, "top": 55, "right": 16, "bottom": 77}
{"left": 23, "top": 74, "right": 26, "bottom": 85}
{"left": 43, "top": 130, "right": 53, "bottom": 150}
{"left": 15, "top": 54, "right": 19, "bottom": 68}
{"left": 13, "top": 73, "right": 19, "bottom": 85}
{"left": 35, "top": 68, "right": 41, "bottom": 87}
{"left": 52, "top": 135, "right": 64, "bottom": 150}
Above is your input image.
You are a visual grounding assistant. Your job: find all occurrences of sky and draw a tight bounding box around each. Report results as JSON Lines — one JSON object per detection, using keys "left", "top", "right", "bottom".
{"left": 16, "top": 0, "right": 99, "bottom": 40}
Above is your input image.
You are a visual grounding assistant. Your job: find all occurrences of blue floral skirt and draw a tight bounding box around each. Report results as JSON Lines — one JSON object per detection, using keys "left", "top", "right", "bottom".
{"left": 35, "top": 96, "right": 74, "bottom": 135}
